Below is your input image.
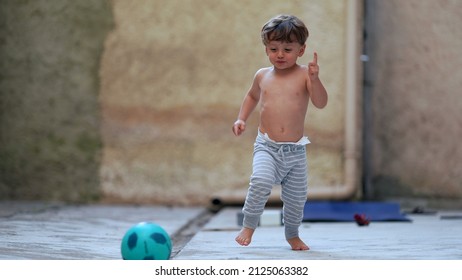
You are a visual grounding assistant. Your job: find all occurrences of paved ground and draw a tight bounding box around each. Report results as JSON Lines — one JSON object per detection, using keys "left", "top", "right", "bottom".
{"left": 0, "top": 201, "right": 461, "bottom": 260}
{"left": 0, "top": 201, "right": 204, "bottom": 259}
{"left": 175, "top": 208, "right": 462, "bottom": 260}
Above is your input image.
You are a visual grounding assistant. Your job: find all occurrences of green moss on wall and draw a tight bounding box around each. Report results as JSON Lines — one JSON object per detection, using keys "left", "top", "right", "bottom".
{"left": 0, "top": 0, "right": 113, "bottom": 202}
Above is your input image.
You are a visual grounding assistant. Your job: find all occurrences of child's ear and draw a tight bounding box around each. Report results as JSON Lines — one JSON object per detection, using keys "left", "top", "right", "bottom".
{"left": 298, "top": 44, "right": 306, "bottom": 57}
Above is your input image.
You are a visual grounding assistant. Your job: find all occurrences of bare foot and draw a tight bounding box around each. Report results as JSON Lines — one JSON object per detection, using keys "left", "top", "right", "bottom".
{"left": 287, "top": 237, "right": 310, "bottom": 250}
{"left": 235, "top": 227, "right": 255, "bottom": 246}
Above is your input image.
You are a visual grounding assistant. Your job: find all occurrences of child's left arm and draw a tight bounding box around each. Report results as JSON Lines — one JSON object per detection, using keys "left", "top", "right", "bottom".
{"left": 307, "top": 52, "right": 328, "bottom": 109}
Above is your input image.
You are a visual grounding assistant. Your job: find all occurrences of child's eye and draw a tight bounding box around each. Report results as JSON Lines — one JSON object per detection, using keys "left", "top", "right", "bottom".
{"left": 285, "top": 49, "right": 292, "bottom": 52}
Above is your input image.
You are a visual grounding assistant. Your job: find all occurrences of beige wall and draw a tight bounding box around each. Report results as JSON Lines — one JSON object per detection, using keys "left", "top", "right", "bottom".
{"left": 3, "top": 0, "right": 460, "bottom": 205}
{"left": 100, "top": 0, "right": 352, "bottom": 205}
{"left": 368, "top": 0, "right": 462, "bottom": 201}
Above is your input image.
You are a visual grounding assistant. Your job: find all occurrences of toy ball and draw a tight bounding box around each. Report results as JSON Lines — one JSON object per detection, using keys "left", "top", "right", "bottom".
{"left": 121, "top": 222, "right": 172, "bottom": 260}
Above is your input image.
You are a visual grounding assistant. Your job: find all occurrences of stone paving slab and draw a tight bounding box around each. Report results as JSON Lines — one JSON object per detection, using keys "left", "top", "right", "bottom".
{"left": 174, "top": 207, "right": 462, "bottom": 260}
{"left": 1, "top": 202, "right": 461, "bottom": 260}
{"left": 0, "top": 202, "right": 203, "bottom": 260}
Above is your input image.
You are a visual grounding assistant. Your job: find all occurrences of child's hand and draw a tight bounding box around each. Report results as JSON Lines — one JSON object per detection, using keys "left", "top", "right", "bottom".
{"left": 308, "top": 52, "right": 319, "bottom": 81}
{"left": 232, "top": 120, "right": 246, "bottom": 136}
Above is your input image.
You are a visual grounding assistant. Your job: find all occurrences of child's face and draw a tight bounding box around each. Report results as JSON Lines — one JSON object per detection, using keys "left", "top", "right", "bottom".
{"left": 265, "top": 40, "right": 306, "bottom": 70}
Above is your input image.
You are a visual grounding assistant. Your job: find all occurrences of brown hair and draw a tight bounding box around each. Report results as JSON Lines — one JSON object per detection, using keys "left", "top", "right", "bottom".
{"left": 261, "top": 14, "right": 309, "bottom": 46}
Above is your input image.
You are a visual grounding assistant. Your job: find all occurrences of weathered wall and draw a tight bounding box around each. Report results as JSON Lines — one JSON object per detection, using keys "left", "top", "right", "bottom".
{"left": 0, "top": 0, "right": 113, "bottom": 201}
{"left": 100, "top": 0, "right": 350, "bottom": 205}
{"left": 4, "top": 0, "right": 459, "bottom": 206}
{"left": 367, "top": 0, "right": 462, "bottom": 200}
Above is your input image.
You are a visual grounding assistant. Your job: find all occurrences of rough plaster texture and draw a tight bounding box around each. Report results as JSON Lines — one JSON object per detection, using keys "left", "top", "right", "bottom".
{"left": 0, "top": 0, "right": 113, "bottom": 201}
{"left": 2, "top": 0, "right": 460, "bottom": 205}
{"left": 368, "top": 0, "right": 462, "bottom": 199}
{"left": 100, "top": 0, "right": 350, "bottom": 205}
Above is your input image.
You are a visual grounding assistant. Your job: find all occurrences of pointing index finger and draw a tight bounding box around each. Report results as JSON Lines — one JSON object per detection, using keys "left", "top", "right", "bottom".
{"left": 313, "top": 52, "right": 318, "bottom": 64}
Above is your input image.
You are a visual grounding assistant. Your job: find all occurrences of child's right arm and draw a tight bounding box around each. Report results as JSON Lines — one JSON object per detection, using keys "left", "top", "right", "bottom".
{"left": 232, "top": 71, "right": 261, "bottom": 136}
{"left": 307, "top": 52, "right": 328, "bottom": 109}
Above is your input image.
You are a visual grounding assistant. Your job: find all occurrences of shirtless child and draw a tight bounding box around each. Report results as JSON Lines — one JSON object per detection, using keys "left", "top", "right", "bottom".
{"left": 232, "top": 14, "right": 328, "bottom": 250}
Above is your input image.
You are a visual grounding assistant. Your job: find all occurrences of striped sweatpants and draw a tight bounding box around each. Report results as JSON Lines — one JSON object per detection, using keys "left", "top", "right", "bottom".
{"left": 242, "top": 130, "right": 309, "bottom": 240}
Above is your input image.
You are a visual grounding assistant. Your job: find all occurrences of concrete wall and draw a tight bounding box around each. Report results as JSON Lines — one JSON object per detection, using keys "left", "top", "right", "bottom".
{"left": 100, "top": 0, "right": 351, "bottom": 205}
{"left": 366, "top": 0, "right": 462, "bottom": 202}
{"left": 4, "top": 0, "right": 460, "bottom": 206}
{"left": 0, "top": 0, "right": 113, "bottom": 201}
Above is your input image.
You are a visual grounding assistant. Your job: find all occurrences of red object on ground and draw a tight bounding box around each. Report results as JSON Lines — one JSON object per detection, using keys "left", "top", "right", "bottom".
{"left": 354, "top": 213, "right": 370, "bottom": 226}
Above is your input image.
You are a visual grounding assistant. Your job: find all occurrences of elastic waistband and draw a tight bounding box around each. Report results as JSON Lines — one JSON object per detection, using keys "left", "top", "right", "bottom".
{"left": 257, "top": 131, "right": 308, "bottom": 152}
{"left": 257, "top": 130, "right": 310, "bottom": 146}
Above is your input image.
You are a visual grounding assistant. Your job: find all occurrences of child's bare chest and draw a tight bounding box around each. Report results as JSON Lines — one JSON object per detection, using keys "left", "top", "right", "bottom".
{"left": 259, "top": 74, "right": 308, "bottom": 102}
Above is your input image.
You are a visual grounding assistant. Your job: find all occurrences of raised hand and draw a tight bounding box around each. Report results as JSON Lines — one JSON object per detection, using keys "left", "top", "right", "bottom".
{"left": 308, "top": 52, "right": 319, "bottom": 81}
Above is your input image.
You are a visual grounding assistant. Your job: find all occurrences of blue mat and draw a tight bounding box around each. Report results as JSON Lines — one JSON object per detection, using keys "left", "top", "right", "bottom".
{"left": 303, "top": 201, "right": 411, "bottom": 222}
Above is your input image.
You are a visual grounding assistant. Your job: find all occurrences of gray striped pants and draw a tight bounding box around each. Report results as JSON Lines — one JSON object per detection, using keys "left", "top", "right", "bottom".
{"left": 242, "top": 131, "right": 308, "bottom": 240}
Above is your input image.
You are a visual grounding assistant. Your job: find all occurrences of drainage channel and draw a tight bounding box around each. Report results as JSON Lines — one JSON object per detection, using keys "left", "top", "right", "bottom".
{"left": 170, "top": 209, "right": 216, "bottom": 258}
